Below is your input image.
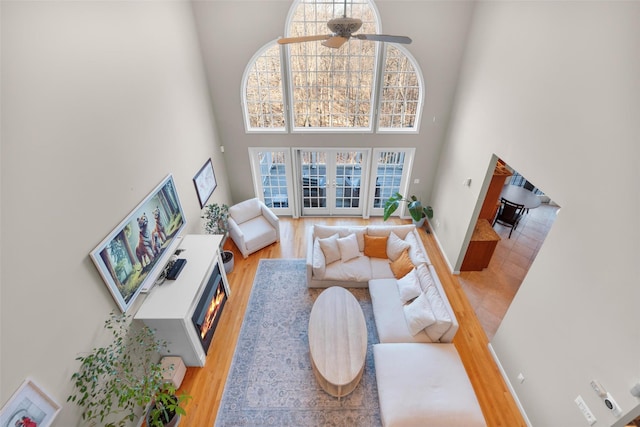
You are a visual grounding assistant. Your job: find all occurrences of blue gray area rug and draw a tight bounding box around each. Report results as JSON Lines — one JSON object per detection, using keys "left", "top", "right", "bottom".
{"left": 215, "top": 259, "right": 381, "bottom": 427}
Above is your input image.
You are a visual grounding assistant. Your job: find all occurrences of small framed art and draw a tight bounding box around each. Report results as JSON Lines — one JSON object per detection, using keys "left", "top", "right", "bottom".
{"left": 193, "top": 158, "right": 217, "bottom": 208}
{"left": 0, "top": 378, "right": 61, "bottom": 427}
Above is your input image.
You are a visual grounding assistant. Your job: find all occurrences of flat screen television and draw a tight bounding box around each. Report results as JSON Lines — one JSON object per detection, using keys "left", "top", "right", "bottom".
{"left": 90, "top": 174, "right": 187, "bottom": 312}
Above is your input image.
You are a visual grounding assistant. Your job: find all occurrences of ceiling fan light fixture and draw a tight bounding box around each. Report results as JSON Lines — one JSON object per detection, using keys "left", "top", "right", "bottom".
{"left": 326, "top": 17, "right": 363, "bottom": 36}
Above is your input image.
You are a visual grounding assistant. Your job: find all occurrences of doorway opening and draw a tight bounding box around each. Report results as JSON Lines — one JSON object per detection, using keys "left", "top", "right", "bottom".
{"left": 458, "top": 156, "right": 560, "bottom": 339}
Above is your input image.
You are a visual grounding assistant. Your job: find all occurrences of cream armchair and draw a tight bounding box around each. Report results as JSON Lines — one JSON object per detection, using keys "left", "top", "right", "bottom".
{"left": 228, "top": 198, "right": 280, "bottom": 258}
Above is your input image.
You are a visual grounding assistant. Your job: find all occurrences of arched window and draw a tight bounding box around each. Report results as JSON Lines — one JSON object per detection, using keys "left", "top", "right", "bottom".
{"left": 242, "top": 43, "right": 286, "bottom": 132}
{"left": 242, "top": 0, "right": 423, "bottom": 133}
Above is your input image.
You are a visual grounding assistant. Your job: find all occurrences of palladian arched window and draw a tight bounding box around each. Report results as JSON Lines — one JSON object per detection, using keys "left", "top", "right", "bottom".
{"left": 242, "top": 0, "right": 423, "bottom": 133}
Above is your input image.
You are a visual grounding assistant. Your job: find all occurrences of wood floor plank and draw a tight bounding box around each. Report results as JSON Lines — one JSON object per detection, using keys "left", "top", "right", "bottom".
{"left": 175, "top": 217, "right": 526, "bottom": 427}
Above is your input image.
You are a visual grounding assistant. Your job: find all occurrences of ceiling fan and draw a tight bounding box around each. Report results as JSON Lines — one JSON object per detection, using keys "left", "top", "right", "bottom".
{"left": 277, "top": 0, "right": 412, "bottom": 49}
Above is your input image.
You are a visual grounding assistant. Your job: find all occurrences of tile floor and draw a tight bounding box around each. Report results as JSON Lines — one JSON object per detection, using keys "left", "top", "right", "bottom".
{"left": 458, "top": 203, "right": 559, "bottom": 340}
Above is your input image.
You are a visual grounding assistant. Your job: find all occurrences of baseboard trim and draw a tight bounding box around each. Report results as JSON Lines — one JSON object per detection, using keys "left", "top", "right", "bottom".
{"left": 487, "top": 343, "right": 533, "bottom": 427}
{"left": 425, "top": 219, "right": 457, "bottom": 274}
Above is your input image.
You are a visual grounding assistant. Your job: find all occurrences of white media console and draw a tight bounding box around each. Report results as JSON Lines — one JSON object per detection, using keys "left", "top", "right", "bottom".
{"left": 134, "top": 234, "right": 230, "bottom": 367}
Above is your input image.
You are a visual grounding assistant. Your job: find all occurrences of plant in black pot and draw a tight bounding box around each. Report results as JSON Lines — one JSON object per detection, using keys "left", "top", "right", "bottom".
{"left": 201, "top": 203, "right": 234, "bottom": 274}
{"left": 383, "top": 193, "right": 434, "bottom": 230}
{"left": 68, "top": 311, "right": 191, "bottom": 427}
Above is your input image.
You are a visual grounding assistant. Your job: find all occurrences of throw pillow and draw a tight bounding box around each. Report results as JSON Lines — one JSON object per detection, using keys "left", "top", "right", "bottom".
{"left": 364, "top": 235, "right": 388, "bottom": 258}
{"left": 424, "top": 283, "right": 453, "bottom": 342}
{"left": 404, "top": 231, "right": 429, "bottom": 265}
{"left": 390, "top": 248, "right": 415, "bottom": 278}
{"left": 347, "top": 227, "right": 366, "bottom": 251}
{"left": 387, "top": 231, "right": 411, "bottom": 261}
{"left": 318, "top": 233, "right": 341, "bottom": 264}
{"left": 403, "top": 293, "right": 436, "bottom": 336}
{"left": 337, "top": 233, "right": 360, "bottom": 262}
{"left": 312, "top": 238, "right": 326, "bottom": 278}
{"left": 416, "top": 263, "right": 435, "bottom": 293}
{"left": 396, "top": 268, "right": 421, "bottom": 303}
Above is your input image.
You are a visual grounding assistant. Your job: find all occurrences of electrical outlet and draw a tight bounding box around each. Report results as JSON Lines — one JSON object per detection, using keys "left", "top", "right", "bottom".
{"left": 575, "top": 395, "right": 597, "bottom": 426}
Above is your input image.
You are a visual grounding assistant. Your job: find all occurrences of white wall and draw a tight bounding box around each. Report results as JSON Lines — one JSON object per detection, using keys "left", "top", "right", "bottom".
{"left": 0, "top": 2, "right": 229, "bottom": 425}
{"left": 431, "top": 1, "right": 640, "bottom": 425}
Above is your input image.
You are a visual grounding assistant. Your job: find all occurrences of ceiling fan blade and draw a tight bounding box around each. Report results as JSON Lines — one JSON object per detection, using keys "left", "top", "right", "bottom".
{"left": 321, "top": 36, "right": 349, "bottom": 49}
{"left": 278, "top": 34, "right": 332, "bottom": 45}
{"left": 354, "top": 34, "right": 412, "bottom": 44}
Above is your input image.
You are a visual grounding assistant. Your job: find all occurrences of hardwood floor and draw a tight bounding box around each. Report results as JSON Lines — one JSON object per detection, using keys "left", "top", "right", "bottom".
{"left": 176, "top": 217, "right": 526, "bottom": 426}
{"left": 459, "top": 203, "right": 559, "bottom": 340}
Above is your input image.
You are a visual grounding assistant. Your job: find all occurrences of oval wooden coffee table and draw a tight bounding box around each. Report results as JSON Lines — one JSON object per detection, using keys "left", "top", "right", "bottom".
{"left": 308, "top": 286, "right": 367, "bottom": 398}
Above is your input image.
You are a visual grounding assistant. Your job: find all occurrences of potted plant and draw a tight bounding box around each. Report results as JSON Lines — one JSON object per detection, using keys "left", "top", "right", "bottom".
{"left": 68, "top": 311, "right": 191, "bottom": 427}
{"left": 201, "top": 203, "right": 234, "bottom": 274}
{"left": 383, "top": 193, "right": 434, "bottom": 229}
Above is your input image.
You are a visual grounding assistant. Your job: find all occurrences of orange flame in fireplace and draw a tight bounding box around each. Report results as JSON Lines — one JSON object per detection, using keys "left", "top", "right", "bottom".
{"left": 200, "top": 285, "right": 225, "bottom": 339}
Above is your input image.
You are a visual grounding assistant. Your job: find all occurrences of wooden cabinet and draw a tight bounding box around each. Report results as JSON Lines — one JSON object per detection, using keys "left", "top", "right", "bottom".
{"left": 479, "top": 162, "right": 512, "bottom": 221}
{"left": 461, "top": 220, "right": 501, "bottom": 271}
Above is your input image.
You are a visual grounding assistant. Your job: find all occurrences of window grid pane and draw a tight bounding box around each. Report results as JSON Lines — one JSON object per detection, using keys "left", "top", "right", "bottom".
{"left": 379, "top": 45, "right": 420, "bottom": 129}
{"left": 289, "top": 0, "right": 376, "bottom": 129}
{"left": 373, "top": 151, "right": 405, "bottom": 208}
{"left": 245, "top": 45, "right": 285, "bottom": 129}
{"left": 259, "top": 151, "right": 289, "bottom": 207}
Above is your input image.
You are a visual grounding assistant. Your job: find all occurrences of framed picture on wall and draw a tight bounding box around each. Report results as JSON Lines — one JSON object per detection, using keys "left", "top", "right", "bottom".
{"left": 193, "top": 158, "right": 217, "bottom": 208}
{"left": 0, "top": 378, "right": 61, "bottom": 427}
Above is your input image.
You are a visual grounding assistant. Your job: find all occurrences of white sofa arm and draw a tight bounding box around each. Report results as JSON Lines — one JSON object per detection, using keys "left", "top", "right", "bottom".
{"left": 260, "top": 204, "right": 280, "bottom": 241}
{"left": 227, "top": 217, "right": 246, "bottom": 256}
{"left": 306, "top": 226, "right": 316, "bottom": 286}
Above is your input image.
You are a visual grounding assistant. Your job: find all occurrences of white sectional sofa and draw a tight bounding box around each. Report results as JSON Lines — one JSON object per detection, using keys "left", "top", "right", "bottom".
{"left": 306, "top": 224, "right": 458, "bottom": 343}
{"left": 306, "top": 224, "right": 486, "bottom": 426}
{"left": 306, "top": 224, "right": 431, "bottom": 288}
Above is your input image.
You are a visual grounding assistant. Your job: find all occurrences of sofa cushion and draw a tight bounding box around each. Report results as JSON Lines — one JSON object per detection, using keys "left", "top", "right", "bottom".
{"left": 314, "top": 224, "right": 351, "bottom": 239}
{"left": 387, "top": 232, "right": 411, "bottom": 261}
{"left": 370, "top": 258, "right": 394, "bottom": 280}
{"left": 229, "top": 198, "right": 262, "bottom": 225}
{"left": 416, "top": 264, "right": 452, "bottom": 341}
{"left": 367, "top": 224, "right": 415, "bottom": 239}
{"left": 374, "top": 343, "right": 487, "bottom": 427}
{"left": 318, "top": 233, "right": 341, "bottom": 264}
{"left": 312, "top": 239, "right": 326, "bottom": 279}
{"left": 403, "top": 231, "right": 430, "bottom": 266}
{"left": 324, "top": 256, "right": 372, "bottom": 282}
{"left": 337, "top": 233, "right": 360, "bottom": 262}
{"left": 364, "top": 235, "right": 388, "bottom": 259}
{"left": 403, "top": 293, "right": 436, "bottom": 335}
{"left": 396, "top": 268, "right": 421, "bottom": 303}
{"left": 241, "top": 216, "right": 278, "bottom": 253}
{"left": 315, "top": 225, "right": 367, "bottom": 252}
{"left": 348, "top": 227, "right": 366, "bottom": 251}
{"left": 415, "top": 263, "right": 435, "bottom": 293}
{"left": 369, "top": 278, "right": 432, "bottom": 343}
{"left": 390, "top": 249, "right": 414, "bottom": 278}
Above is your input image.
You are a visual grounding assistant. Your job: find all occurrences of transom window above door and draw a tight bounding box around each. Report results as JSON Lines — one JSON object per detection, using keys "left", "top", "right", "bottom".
{"left": 241, "top": 0, "right": 424, "bottom": 133}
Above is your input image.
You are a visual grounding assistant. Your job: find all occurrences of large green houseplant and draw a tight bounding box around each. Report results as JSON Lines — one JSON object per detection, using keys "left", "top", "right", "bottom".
{"left": 68, "top": 311, "right": 191, "bottom": 427}
{"left": 383, "top": 193, "right": 433, "bottom": 227}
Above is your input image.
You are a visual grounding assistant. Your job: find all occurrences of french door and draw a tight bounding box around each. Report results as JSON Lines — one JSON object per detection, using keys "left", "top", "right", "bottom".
{"left": 298, "top": 149, "right": 369, "bottom": 216}
{"left": 248, "top": 148, "right": 295, "bottom": 216}
{"left": 248, "top": 147, "right": 415, "bottom": 218}
{"left": 367, "top": 148, "right": 415, "bottom": 217}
